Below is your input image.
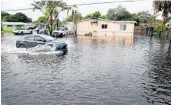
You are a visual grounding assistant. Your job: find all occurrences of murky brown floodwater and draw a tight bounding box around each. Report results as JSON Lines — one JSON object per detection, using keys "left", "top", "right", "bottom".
{"left": 1, "top": 35, "right": 171, "bottom": 105}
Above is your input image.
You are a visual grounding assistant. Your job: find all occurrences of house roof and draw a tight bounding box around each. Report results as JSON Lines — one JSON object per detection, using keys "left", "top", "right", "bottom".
{"left": 114, "top": 21, "right": 137, "bottom": 24}
{"left": 76, "top": 18, "right": 113, "bottom": 23}
{"left": 2, "top": 22, "right": 26, "bottom": 25}
{"left": 76, "top": 18, "right": 137, "bottom": 24}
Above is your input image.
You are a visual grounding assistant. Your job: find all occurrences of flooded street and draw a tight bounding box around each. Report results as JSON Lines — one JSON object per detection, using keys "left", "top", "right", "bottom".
{"left": 1, "top": 35, "right": 171, "bottom": 105}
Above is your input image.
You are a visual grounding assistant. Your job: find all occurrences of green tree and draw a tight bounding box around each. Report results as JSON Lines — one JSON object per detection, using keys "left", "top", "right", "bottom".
{"left": 85, "top": 11, "right": 106, "bottom": 19}
{"left": 64, "top": 13, "right": 82, "bottom": 23}
{"left": 153, "top": 0, "right": 171, "bottom": 43}
{"left": 129, "top": 13, "right": 140, "bottom": 25}
{"left": 1, "top": 12, "right": 32, "bottom": 22}
{"left": 66, "top": 5, "right": 77, "bottom": 17}
{"left": 138, "top": 11, "right": 149, "bottom": 23}
{"left": 66, "top": 5, "right": 78, "bottom": 34}
{"left": 12, "top": 13, "right": 32, "bottom": 22}
{"left": 1, "top": 11, "right": 10, "bottom": 19}
{"left": 91, "top": 11, "right": 101, "bottom": 18}
{"left": 106, "top": 5, "right": 140, "bottom": 24}
{"left": 1, "top": 11, "right": 11, "bottom": 22}
{"left": 3, "top": 15, "right": 14, "bottom": 22}
{"left": 32, "top": 0, "right": 68, "bottom": 35}
{"left": 106, "top": 8, "right": 116, "bottom": 20}
{"left": 107, "top": 5, "right": 131, "bottom": 21}
{"left": 35, "top": 16, "right": 46, "bottom": 23}
{"left": 153, "top": 0, "right": 171, "bottom": 24}
{"left": 27, "top": 18, "right": 32, "bottom": 22}
{"left": 101, "top": 15, "right": 107, "bottom": 19}
{"left": 85, "top": 13, "right": 93, "bottom": 19}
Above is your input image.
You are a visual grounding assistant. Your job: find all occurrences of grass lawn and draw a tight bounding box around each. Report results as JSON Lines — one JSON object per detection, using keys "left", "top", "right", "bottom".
{"left": 2, "top": 27, "right": 13, "bottom": 34}
{"left": 2, "top": 29, "right": 13, "bottom": 33}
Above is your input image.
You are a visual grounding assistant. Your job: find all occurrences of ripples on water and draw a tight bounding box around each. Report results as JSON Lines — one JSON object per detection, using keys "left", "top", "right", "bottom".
{"left": 1, "top": 35, "right": 171, "bottom": 105}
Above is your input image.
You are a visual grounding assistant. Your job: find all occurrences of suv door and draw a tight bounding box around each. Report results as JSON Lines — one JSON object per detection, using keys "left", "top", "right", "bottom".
{"left": 34, "top": 36, "right": 46, "bottom": 46}
{"left": 25, "top": 28, "right": 30, "bottom": 34}
{"left": 24, "top": 36, "right": 37, "bottom": 47}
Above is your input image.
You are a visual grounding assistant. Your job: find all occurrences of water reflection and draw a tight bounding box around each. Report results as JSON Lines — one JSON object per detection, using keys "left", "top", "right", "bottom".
{"left": 142, "top": 41, "right": 171, "bottom": 105}
{"left": 77, "top": 36, "right": 134, "bottom": 46}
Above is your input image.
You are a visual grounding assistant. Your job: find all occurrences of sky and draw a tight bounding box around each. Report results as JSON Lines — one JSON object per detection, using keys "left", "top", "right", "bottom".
{"left": 1, "top": 0, "right": 162, "bottom": 21}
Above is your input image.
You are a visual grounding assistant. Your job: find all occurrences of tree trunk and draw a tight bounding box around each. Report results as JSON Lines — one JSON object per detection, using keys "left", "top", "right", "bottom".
{"left": 168, "top": 40, "right": 171, "bottom": 57}
{"left": 49, "top": 27, "right": 53, "bottom": 35}
{"left": 72, "top": 11, "right": 77, "bottom": 35}
{"left": 75, "top": 21, "right": 77, "bottom": 35}
{"left": 48, "top": 25, "right": 51, "bottom": 35}
{"left": 49, "top": 15, "right": 53, "bottom": 36}
{"left": 57, "top": 20, "right": 59, "bottom": 28}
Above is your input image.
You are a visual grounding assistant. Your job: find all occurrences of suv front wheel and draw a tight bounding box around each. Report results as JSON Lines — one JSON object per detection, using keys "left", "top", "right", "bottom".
{"left": 21, "top": 31, "right": 23, "bottom": 35}
{"left": 19, "top": 44, "right": 27, "bottom": 48}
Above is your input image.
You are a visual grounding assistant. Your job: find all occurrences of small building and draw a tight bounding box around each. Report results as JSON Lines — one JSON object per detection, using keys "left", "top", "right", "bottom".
{"left": 76, "top": 18, "right": 136, "bottom": 37}
{"left": 63, "top": 22, "right": 74, "bottom": 31}
{"left": 63, "top": 22, "right": 75, "bottom": 34}
{"left": 2, "top": 22, "right": 27, "bottom": 29}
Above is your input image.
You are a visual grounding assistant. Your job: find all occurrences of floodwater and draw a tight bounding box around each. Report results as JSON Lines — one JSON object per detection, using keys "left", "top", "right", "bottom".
{"left": 1, "top": 35, "right": 171, "bottom": 105}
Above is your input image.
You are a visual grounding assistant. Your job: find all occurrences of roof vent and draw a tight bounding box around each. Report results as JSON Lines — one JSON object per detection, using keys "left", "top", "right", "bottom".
{"left": 90, "top": 17, "right": 98, "bottom": 23}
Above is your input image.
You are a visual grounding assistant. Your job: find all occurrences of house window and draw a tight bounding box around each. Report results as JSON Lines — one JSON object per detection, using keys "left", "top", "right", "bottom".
{"left": 101, "top": 24, "right": 107, "bottom": 29}
{"left": 120, "top": 24, "right": 126, "bottom": 31}
{"left": 7, "top": 25, "right": 12, "bottom": 27}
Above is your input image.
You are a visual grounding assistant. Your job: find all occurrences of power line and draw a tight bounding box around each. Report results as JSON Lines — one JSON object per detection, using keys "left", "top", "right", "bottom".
{"left": 2, "top": 8, "right": 34, "bottom": 11}
{"left": 2, "top": 0, "right": 144, "bottom": 11}
{"left": 72, "top": 0, "right": 143, "bottom": 6}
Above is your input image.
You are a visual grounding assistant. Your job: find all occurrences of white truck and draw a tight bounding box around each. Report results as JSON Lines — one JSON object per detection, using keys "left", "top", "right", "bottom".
{"left": 13, "top": 27, "right": 33, "bottom": 35}
{"left": 52, "top": 27, "right": 69, "bottom": 37}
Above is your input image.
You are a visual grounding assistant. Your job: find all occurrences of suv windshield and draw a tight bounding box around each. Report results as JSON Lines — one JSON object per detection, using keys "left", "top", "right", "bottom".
{"left": 56, "top": 27, "right": 65, "bottom": 31}
{"left": 15, "top": 27, "right": 25, "bottom": 30}
{"left": 38, "top": 35, "right": 55, "bottom": 42}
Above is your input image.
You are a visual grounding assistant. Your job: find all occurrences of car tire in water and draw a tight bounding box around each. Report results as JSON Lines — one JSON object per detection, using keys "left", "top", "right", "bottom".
{"left": 60, "top": 33, "right": 63, "bottom": 38}
{"left": 19, "top": 44, "right": 27, "bottom": 48}
{"left": 21, "top": 31, "right": 23, "bottom": 35}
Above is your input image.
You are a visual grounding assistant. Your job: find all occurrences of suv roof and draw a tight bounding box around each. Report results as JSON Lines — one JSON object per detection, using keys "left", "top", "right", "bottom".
{"left": 24, "top": 34, "right": 55, "bottom": 41}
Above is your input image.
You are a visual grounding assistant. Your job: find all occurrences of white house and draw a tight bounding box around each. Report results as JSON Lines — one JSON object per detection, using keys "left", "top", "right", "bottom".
{"left": 76, "top": 18, "right": 136, "bottom": 37}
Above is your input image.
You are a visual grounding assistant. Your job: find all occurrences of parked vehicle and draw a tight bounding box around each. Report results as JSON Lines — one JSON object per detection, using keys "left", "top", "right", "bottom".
{"left": 63, "top": 22, "right": 75, "bottom": 35}
{"left": 27, "top": 26, "right": 36, "bottom": 30}
{"left": 13, "top": 27, "right": 33, "bottom": 35}
{"left": 52, "top": 27, "right": 72, "bottom": 37}
{"left": 16, "top": 34, "right": 68, "bottom": 52}
{"left": 52, "top": 30, "right": 64, "bottom": 37}
{"left": 52, "top": 27, "right": 65, "bottom": 37}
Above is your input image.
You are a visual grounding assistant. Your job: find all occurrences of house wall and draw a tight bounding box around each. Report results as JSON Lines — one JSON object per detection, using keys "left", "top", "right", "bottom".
{"left": 113, "top": 23, "right": 134, "bottom": 36}
{"left": 77, "top": 20, "right": 92, "bottom": 35}
{"left": 76, "top": 20, "right": 135, "bottom": 37}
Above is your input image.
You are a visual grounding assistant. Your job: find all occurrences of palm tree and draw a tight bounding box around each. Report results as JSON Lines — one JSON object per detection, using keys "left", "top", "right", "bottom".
{"left": 66, "top": 5, "right": 78, "bottom": 35}
{"left": 66, "top": 5, "right": 77, "bottom": 17}
{"left": 153, "top": 0, "right": 171, "bottom": 24}
{"left": 32, "top": 0, "right": 68, "bottom": 35}
{"left": 52, "top": 2, "right": 68, "bottom": 29}
{"left": 153, "top": 0, "right": 171, "bottom": 43}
